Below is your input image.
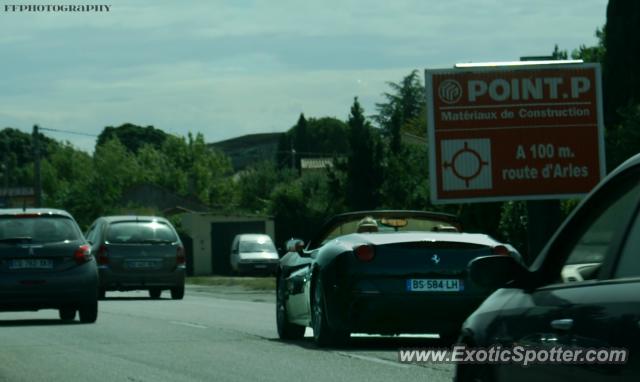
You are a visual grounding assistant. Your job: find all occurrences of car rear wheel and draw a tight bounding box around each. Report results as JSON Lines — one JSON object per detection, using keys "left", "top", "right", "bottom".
{"left": 312, "top": 275, "right": 349, "bottom": 347}
{"left": 170, "top": 286, "right": 185, "bottom": 300}
{"left": 59, "top": 307, "right": 76, "bottom": 321}
{"left": 149, "top": 288, "right": 162, "bottom": 299}
{"left": 79, "top": 301, "right": 98, "bottom": 323}
{"left": 276, "top": 274, "right": 305, "bottom": 340}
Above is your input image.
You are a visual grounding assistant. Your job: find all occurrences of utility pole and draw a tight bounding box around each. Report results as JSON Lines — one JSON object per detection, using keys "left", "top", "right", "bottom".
{"left": 519, "top": 56, "right": 563, "bottom": 264}
{"left": 33, "top": 125, "right": 41, "bottom": 207}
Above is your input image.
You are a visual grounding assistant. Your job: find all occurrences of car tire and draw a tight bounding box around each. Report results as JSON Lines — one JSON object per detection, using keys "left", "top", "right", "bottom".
{"left": 78, "top": 301, "right": 98, "bottom": 323}
{"left": 149, "top": 288, "right": 162, "bottom": 299}
{"left": 312, "top": 275, "right": 349, "bottom": 347}
{"left": 276, "top": 273, "right": 305, "bottom": 340}
{"left": 59, "top": 307, "right": 76, "bottom": 321}
{"left": 98, "top": 288, "right": 106, "bottom": 300}
{"left": 170, "top": 286, "right": 185, "bottom": 300}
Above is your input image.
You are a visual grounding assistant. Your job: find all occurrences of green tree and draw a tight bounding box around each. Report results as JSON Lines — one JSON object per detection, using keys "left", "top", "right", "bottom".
{"left": 184, "top": 133, "right": 234, "bottom": 207}
{"left": 41, "top": 143, "right": 93, "bottom": 211}
{"left": 159, "top": 135, "right": 191, "bottom": 195}
{"left": 97, "top": 123, "right": 168, "bottom": 153}
{"left": 379, "top": 144, "right": 431, "bottom": 210}
{"left": 269, "top": 171, "right": 335, "bottom": 247}
{"left": 235, "top": 161, "right": 280, "bottom": 214}
{"left": 276, "top": 115, "right": 349, "bottom": 170}
{"left": 374, "top": 70, "right": 426, "bottom": 140}
{"left": 0, "top": 128, "right": 57, "bottom": 188}
{"left": 344, "top": 98, "right": 384, "bottom": 210}
{"left": 497, "top": 201, "right": 528, "bottom": 257}
{"left": 606, "top": 104, "right": 640, "bottom": 170}
{"left": 136, "top": 144, "right": 169, "bottom": 185}
{"left": 551, "top": 44, "right": 569, "bottom": 60}
{"left": 571, "top": 27, "right": 606, "bottom": 63}
{"left": 603, "top": 0, "right": 640, "bottom": 126}
{"left": 64, "top": 137, "right": 142, "bottom": 226}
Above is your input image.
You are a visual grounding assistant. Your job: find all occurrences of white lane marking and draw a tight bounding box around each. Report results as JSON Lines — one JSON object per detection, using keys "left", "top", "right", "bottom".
{"left": 351, "top": 333, "right": 440, "bottom": 339}
{"left": 169, "top": 321, "right": 207, "bottom": 329}
{"left": 336, "top": 352, "right": 409, "bottom": 369}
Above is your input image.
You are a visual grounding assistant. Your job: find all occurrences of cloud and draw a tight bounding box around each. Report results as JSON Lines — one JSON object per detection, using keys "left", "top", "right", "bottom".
{"left": 0, "top": 0, "right": 608, "bottom": 151}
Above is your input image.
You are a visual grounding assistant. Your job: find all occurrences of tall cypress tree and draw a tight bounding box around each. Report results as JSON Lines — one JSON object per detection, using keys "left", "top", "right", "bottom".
{"left": 345, "top": 98, "right": 384, "bottom": 210}
{"left": 603, "top": 0, "right": 640, "bottom": 125}
{"left": 292, "top": 113, "right": 309, "bottom": 162}
{"left": 602, "top": 0, "right": 640, "bottom": 169}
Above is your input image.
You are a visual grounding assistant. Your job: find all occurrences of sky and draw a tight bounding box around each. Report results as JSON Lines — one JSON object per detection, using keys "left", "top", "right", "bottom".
{"left": 0, "top": 0, "right": 608, "bottom": 151}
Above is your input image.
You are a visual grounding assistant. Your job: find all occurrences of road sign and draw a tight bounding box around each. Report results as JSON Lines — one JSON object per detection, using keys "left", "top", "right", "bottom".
{"left": 426, "top": 63, "right": 605, "bottom": 203}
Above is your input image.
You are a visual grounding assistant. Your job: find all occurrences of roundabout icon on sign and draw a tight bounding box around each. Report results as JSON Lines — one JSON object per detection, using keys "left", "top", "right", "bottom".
{"left": 438, "top": 79, "right": 463, "bottom": 104}
{"left": 441, "top": 139, "right": 493, "bottom": 191}
{"left": 443, "top": 142, "right": 488, "bottom": 187}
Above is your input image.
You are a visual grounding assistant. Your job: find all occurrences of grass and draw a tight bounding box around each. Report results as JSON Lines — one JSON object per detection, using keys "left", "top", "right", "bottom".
{"left": 186, "top": 276, "right": 275, "bottom": 291}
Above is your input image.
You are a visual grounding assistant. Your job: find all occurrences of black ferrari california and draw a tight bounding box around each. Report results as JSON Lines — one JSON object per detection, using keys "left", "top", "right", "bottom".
{"left": 276, "top": 210, "right": 521, "bottom": 346}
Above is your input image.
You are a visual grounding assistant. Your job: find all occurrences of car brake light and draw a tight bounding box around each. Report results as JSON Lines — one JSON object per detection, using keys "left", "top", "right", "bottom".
{"left": 176, "top": 246, "right": 186, "bottom": 265}
{"left": 97, "top": 244, "right": 109, "bottom": 265}
{"left": 74, "top": 244, "right": 92, "bottom": 265}
{"left": 354, "top": 245, "right": 375, "bottom": 262}
{"left": 492, "top": 245, "right": 510, "bottom": 256}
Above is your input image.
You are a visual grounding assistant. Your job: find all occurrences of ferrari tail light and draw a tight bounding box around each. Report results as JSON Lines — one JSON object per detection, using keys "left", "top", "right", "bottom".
{"left": 354, "top": 245, "right": 375, "bottom": 262}
{"left": 97, "top": 244, "right": 109, "bottom": 265}
{"left": 492, "top": 245, "right": 510, "bottom": 256}
{"left": 176, "top": 246, "right": 186, "bottom": 265}
{"left": 74, "top": 244, "right": 92, "bottom": 265}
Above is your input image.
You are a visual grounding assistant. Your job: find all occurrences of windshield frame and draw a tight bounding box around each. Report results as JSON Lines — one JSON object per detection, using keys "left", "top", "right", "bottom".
{"left": 307, "top": 210, "right": 462, "bottom": 250}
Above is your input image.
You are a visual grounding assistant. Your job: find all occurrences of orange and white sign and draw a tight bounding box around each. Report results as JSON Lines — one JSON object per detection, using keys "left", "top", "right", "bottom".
{"left": 426, "top": 63, "right": 605, "bottom": 203}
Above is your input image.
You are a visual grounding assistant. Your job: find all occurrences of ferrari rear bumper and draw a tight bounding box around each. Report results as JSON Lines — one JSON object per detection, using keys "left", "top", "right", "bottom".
{"left": 330, "top": 291, "right": 488, "bottom": 335}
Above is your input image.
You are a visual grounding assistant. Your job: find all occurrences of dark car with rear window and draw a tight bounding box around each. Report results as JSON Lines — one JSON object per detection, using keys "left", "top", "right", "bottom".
{"left": 85, "top": 216, "right": 186, "bottom": 300}
{"left": 0, "top": 208, "right": 98, "bottom": 323}
{"left": 454, "top": 153, "right": 640, "bottom": 382}
{"left": 276, "top": 210, "right": 522, "bottom": 347}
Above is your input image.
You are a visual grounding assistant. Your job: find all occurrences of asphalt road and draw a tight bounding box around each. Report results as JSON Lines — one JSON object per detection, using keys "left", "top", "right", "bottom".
{"left": 0, "top": 286, "right": 454, "bottom": 382}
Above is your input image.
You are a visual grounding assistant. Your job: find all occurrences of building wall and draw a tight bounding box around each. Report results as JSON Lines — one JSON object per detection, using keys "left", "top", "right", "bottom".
{"left": 181, "top": 213, "right": 275, "bottom": 275}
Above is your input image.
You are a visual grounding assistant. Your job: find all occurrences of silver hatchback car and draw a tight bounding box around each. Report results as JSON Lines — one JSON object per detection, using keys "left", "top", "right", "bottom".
{"left": 85, "top": 216, "right": 185, "bottom": 300}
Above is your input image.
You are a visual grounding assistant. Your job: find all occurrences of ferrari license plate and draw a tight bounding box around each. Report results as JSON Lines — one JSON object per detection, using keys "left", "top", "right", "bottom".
{"left": 10, "top": 259, "right": 53, "bottom": 270}
{"left": 406, "top": 279, "right": 463, "bottom": 292}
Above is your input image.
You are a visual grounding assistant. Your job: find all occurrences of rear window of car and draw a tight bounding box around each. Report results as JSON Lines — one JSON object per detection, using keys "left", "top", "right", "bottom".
{"left": 0, "top": 216, "right": 81, "bottom": 243}
{"left": 106, "top": 221, "right": 178, "bottom": 244}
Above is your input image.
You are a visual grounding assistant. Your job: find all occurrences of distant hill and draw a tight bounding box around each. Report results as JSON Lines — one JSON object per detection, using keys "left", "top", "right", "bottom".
{"left": 209, "top": 133, "right": 283, "bottom": 172}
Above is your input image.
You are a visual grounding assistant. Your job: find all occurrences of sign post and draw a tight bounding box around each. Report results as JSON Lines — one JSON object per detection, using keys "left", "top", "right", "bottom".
{"left": 425, "top": 62, "right": 605, "bottom": 261}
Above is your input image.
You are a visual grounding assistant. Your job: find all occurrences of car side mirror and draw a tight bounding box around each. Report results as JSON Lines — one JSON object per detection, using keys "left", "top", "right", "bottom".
{"left": 468, "top": 255, "right": 530, "bottom": 289}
